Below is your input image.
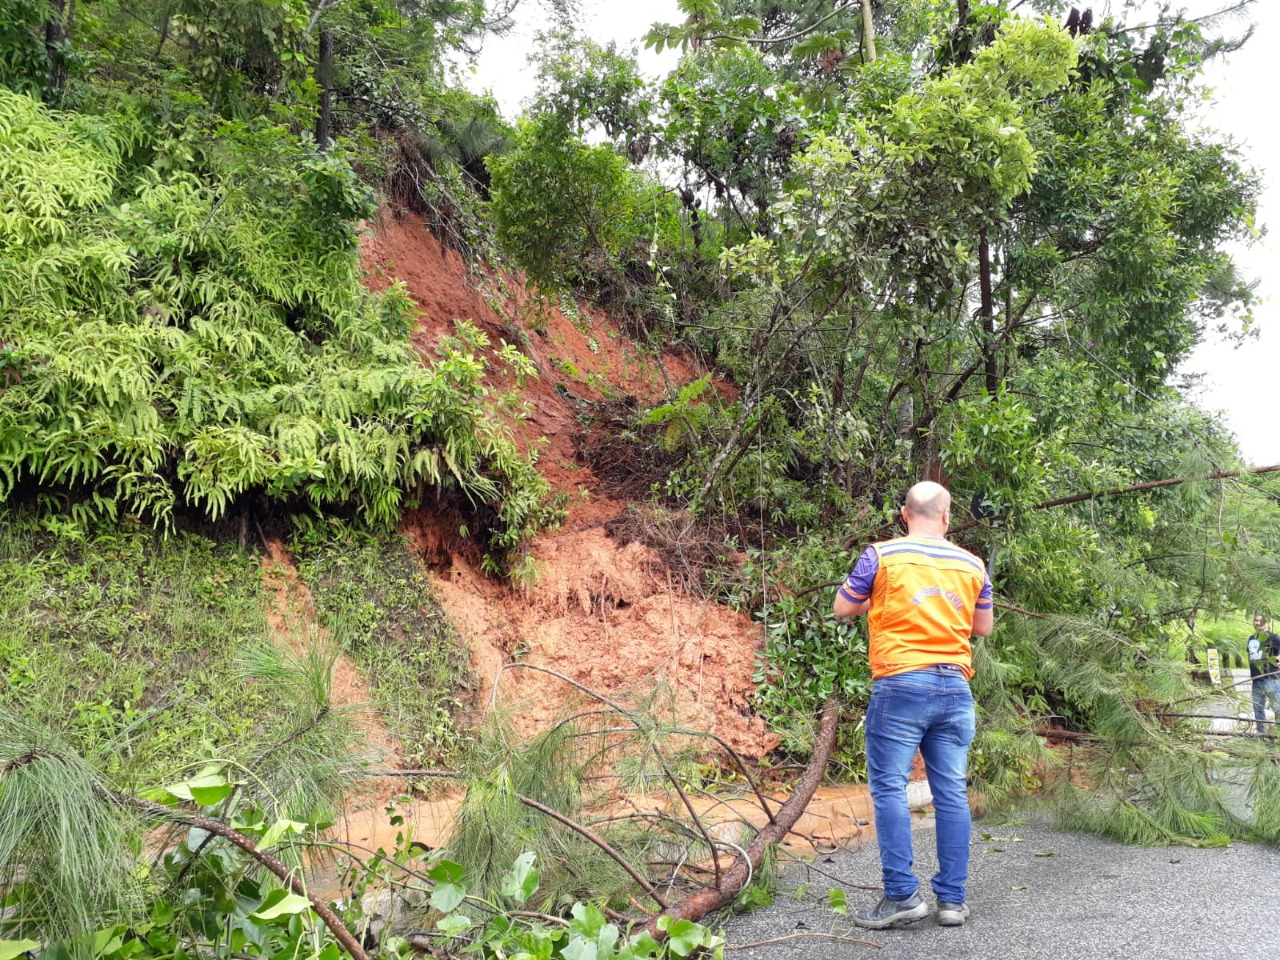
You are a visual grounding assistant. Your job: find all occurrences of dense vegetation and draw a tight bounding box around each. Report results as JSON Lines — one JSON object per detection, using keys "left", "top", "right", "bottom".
{"left": 505, "top": 0, "right": 1280, "bottom": 845}
{"left": 3, "top": 0, "right": 1280, "bottom": 959}
{"left": 0, "top": 512, "right": 272, "bottom": 769}
{"left": 292, "top": 527, "right": 472, "bottom": 767}
{"left": 0, "top": 1, "right": 556, "bottom": 557}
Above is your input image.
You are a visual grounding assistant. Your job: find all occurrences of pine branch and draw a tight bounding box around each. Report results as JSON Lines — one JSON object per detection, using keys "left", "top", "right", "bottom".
{"left": 0, "top": 749, "right": 50, "bottom": 773}
{"left": 513, "top": 794, "right": 668, "bottom": 909}
{"left": 119, "top": 792, "right": 370, "bottom": 960}
{"left": 642, "top": 698, "right": 841, "bottom": 939}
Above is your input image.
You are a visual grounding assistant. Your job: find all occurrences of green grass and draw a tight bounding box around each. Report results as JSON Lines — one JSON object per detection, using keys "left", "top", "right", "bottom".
{"left": 291, "top": 524, "right": 472, "bottom": 767}
{"left": 0, "top": 507, "right": 472, "bottom": 779}
{"left": 0, "top": 510, "right": 273, "bottom": 776}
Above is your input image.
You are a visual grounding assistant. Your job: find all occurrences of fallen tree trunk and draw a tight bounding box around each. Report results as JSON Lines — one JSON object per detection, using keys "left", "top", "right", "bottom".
{"left": 642, "top": 697, "right": 841, "bottom": 939}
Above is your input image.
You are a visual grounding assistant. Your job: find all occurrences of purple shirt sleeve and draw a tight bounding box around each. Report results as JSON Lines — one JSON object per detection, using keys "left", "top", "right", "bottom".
{"left": 976, "top": 569, "right": 993, "bottom": 610}
{"left": 839, "top": 547, "right": 879, "bottom": 604}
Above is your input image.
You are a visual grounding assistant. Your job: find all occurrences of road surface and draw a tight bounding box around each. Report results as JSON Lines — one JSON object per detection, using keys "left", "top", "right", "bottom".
{"left": 723, "top": 810, "right": 1280, "bottom": 959}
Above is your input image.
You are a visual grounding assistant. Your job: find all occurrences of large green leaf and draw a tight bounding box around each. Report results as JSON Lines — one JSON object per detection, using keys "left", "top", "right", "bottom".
{"left": 656, "top": 918, "right": 709, "bottom": 959}
{"left": 428, "top": 859, "right": 467, "bottom": 913}
{"left": 250, "top": 891, "right": 313, "bottom": 921}
{"left": 0, "top": 941, "right": 40, "bottom": 960}
{"left": 161, "top": 771, "right": 235, "bottom": 807}
{"left": 499, "top": 851, "right": 539, "bottom": 904}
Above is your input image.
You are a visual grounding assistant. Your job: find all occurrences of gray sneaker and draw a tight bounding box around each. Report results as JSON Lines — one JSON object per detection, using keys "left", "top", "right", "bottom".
{"left": 936, "top": 901, "right": 970, "bottom": 926}
{"left": 853, "top": 892, "right": 931, "bottom": 929}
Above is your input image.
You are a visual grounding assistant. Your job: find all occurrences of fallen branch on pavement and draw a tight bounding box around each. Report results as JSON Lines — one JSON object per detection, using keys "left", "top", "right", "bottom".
{"left": 642, "top": 698, "right": 841, "bottom": 939}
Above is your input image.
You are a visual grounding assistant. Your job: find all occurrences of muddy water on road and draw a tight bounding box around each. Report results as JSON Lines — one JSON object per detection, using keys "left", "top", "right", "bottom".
{"left": 309, "top": 784, "right": 880, "bottom": 896}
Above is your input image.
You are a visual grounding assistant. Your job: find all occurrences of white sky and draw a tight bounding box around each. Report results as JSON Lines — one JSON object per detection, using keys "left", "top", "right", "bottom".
{"left": 466, "top": 0, "right": 1278, "bottom": 465}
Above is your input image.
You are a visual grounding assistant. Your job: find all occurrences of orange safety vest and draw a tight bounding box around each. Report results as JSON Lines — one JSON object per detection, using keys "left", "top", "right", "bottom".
{"left": 866, "top": 535, "right": 986, "bottom": 680}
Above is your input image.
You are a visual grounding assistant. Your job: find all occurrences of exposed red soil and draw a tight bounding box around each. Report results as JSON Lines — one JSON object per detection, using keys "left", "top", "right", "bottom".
{"left": 425, "top": 527, "right": 777, "bottom": 756}
{"left": 260, "top": 537, "right": 404, "bottom": 800}
{"left": 361, "top": 216, "right": 700, "bottom": 517}
{"left": 360, "top": 214, "right": 779, "bottom": 758}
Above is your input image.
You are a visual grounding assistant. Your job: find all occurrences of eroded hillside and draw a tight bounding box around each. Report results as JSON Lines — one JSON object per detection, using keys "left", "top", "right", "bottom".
{"left": 360, "top": 215, "right": 777, "bottom": 758}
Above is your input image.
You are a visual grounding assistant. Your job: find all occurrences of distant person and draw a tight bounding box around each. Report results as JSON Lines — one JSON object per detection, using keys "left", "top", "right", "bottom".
{"left": 833, "top": 481, "right": 993, "bottom": 929}
{"left": 1247, "top": 613, "right": 1280, "bottom": 735}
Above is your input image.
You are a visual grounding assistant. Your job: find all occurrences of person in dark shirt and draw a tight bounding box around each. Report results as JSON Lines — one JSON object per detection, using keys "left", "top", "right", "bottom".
{"left": 1246, "top": 613, "right": 1280, "bottom": 735}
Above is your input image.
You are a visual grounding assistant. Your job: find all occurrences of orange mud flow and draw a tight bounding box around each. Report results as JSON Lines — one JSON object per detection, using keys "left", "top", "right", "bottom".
{"left": 305, "top": 784, "right": 877, "bottom": 897}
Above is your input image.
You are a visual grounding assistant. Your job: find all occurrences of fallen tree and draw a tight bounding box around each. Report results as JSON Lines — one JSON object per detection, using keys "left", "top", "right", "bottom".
{"left": 640, "top": 698, "right": 841, "bottom": 939}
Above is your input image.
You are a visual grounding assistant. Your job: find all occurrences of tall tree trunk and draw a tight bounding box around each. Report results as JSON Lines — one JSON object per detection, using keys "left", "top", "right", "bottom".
{"left": 155, "top": 2, "right": 172, "bottom": 59}
{"left": 315, "top": 29, "right": 334, "bottom": 151}
{"left": 43, "top": 0, "right": 66, "bottom": 104}
{"left": 860, "top": 0, "right": 877, "bottom": 64}
{"left": 697, "top": 393, "right": 758, "bottom": 505}
{"left": 895, "top": 388, "right": 914, "bottom": 440}
{"left": 979, "top": 227, "right": 997, "bottom": 396}
{"left": 695, "top": 278, "right": 852, "bottom": 504}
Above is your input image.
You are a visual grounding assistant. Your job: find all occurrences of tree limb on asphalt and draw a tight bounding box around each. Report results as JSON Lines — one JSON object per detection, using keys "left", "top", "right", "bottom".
{"left": 642, "top": 698, "right": 841, "bottom": 940}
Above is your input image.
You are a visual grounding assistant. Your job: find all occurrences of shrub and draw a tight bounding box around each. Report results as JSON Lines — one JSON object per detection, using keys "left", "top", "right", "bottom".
{"left": 486, "top": 116, "right": 655, "bottom": 288}
{"left": 0, "top": 89, "right": 553, "bottom": 555}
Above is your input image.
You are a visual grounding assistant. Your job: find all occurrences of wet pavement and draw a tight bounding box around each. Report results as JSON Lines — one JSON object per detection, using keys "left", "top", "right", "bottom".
{"left": 723, "top": 810, "right": 1280, "bottom": 959}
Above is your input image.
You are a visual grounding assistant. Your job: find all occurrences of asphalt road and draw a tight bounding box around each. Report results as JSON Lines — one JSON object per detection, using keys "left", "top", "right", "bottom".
{"left": 723, "top": 811, "right": 1280, "bottom": 959}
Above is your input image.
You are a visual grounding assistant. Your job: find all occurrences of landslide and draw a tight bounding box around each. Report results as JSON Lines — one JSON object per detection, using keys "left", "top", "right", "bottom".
{"left": 360, "top": 214, "right": 777, "bottom": 758}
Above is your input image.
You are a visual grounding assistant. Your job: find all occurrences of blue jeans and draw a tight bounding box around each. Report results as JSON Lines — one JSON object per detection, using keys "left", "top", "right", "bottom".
{"left": 1252, "top": 677, "right": 1280, "bottom": 733}
{"left": 865, "top": 664, "right": 976, "bottom": 905}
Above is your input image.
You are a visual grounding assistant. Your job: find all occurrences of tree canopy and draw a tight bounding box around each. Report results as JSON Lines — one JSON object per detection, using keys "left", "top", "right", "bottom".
{"left": 2, "top": 1, "right": 1280, "bottom": 957}
{"left": 492, "top": 0, "right": 1276, "bottom": 844}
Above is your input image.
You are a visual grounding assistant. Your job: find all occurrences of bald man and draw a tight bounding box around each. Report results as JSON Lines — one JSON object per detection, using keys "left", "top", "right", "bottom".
{"left": 834, "top": 481, "right": 993, "bottom": 929}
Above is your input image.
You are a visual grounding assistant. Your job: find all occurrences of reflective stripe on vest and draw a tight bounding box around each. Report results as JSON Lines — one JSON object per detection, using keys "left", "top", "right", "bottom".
{"left": 867, "top": 536, "right": 985, "bottom": 680}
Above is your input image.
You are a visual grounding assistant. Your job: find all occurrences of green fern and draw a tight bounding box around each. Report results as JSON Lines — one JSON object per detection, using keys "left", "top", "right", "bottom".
{"left": 0, "top": 89, "right": 557, "bottom": 559}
